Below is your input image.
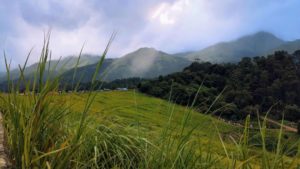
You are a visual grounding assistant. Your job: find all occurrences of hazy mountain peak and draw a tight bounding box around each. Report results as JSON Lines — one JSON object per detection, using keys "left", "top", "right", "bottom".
{"left": 137, "top": 47, "right": 157, "bottom": 51}
{"left": 252, "top": 31, "right": 277, "bottom": 38}
{"left": 122, "top": 47, "right": 170, "bottom": 61}
{"left": 133, "top": 47, "right": 167, "bottom": 56}
{"left": 64, "top": 54, "right": 100, "bottom": 60}
{"left": 238, "top": 31, "right": 284, "bottom": 43}
{"left": 186, "top": 31, "right": 286, "bottom": 63}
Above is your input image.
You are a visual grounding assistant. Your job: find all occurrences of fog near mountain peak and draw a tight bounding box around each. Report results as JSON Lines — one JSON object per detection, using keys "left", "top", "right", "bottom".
{"left": 127, "top": 48, "right": 165, "bottom": 75}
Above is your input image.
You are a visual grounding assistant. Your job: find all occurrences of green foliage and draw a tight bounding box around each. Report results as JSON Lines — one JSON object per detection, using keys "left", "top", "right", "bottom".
{"left": 139, "top": 51, "right": 300, "bottom": 122}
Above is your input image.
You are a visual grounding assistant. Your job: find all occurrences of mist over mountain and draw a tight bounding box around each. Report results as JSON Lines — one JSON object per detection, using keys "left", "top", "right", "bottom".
{"left": 101, "top": 47, "right": 192, "bottom": 81}
{"left": 61, "top": 47, "right": 192, "bottom": 82}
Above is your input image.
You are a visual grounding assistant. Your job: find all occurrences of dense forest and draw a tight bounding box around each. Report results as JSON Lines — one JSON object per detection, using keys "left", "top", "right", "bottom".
{"left": 139, "top": 51, "right": 300, "bottom": 122}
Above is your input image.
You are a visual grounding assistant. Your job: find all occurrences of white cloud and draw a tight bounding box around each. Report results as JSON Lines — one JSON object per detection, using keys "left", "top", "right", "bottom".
{"left": 1, "top": 0, "right": 300, "bottom": 72}
{"left": 1, "top": 0, "right": 114, "bottom": 69}
{"left": 150, "top": 0, "right": 190, "bottom": 25}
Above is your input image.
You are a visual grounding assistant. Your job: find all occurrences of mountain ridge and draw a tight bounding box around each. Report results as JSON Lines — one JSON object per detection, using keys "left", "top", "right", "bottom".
{"left": 185, "top": 31, "right": 286, "bottom": 62}
{"left": 0, "top": 54, "right": 101, "bottom": 82}
{"left": 1, "top": 31, "right": 300, "bottom": 83}
{"left": 100, "top": 47, "right": 192, "bottom": 81}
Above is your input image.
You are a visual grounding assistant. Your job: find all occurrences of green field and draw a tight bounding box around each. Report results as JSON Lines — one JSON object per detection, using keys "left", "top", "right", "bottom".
{"left": 1, "top": 89, "right": 300, "bottom": 168}
{"left": 62, "top": 90, "right": 237, "bottom": 148}
{"left": 55, "top": 90, "right": 300, "bottom": 166}
{"left": 65, "top": 90, "right": 234, "bottom": 131}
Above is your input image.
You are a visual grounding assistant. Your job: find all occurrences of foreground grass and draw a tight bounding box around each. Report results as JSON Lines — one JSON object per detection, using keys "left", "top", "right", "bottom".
{"left": 46, "top": 90, "right": 300, "bottom": 168}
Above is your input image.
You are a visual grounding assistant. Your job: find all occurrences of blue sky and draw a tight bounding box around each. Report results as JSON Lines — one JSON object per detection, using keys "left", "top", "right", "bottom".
{"left": 1, "top": 0, "right": 300, "bottom": 71}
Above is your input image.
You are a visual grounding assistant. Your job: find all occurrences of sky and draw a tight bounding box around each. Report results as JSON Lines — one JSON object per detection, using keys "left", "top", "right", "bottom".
{"left": 1, "top": 0, "right": 300, "bottom": 71}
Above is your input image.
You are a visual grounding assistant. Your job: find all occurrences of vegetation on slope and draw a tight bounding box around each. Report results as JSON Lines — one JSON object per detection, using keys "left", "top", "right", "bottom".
{"left": 139, "top": 51, "right": 300, "bottom": 123}
{"left": 60, "top": 58, "right": 115, "bottom": 83}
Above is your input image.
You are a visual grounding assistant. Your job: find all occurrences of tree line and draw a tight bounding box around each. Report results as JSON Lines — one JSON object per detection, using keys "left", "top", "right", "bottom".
{"left": 139, "top": 51, "right": 300, "bottom": 123}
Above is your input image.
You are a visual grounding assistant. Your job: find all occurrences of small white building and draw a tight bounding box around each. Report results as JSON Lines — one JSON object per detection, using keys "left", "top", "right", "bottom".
{"left": 116, "top": 88, "right": 128, "bottom": 91}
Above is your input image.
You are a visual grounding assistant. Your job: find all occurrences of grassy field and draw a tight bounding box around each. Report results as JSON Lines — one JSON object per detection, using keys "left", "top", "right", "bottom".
{"left": 65, "top": 90, "right": 234, "bottom": 132}
{"left": 56, "top": 90, "right": 300, "bottom": 166}
{"left": 1, "top": 90, "right": 300, "bottom": 168}
{"left": 61, "top": 90, "right": 237, "bottom": 149}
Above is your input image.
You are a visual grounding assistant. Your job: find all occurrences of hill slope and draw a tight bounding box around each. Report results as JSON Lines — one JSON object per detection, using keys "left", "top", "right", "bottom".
{"left": 102, "top": 48, "right": 192, "bottom": 81}
{"left": 0, "top": 54, "right": 100, "bottom": 82}
{"left": 268, "top": 39, "right": 300, "bottom": 54}
{"left": 60, "top": 58, "right": 115, "bottom": 83}
{"left": 140, "top": 51, "right": 300, "bottom": 122}
{"left": 186, "top": 31, "right": 285, "bottom": 62}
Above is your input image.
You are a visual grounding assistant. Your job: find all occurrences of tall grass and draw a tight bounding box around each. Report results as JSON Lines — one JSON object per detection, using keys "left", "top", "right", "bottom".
{"left": 0, "top": 34, "right": 299, "bottom": 168}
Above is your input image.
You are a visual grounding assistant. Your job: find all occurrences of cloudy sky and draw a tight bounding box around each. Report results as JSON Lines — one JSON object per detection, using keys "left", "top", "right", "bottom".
{"left": 1, "top": 0, "right": 300, "bottom": 71}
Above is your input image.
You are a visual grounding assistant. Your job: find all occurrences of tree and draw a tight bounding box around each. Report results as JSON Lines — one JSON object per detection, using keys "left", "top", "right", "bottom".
{"left": 298, "top": 121, "right": 300, "bottom": 135}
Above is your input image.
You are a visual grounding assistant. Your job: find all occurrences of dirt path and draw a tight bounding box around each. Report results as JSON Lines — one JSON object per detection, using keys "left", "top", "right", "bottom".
{"left": 0, "top": 113, "right": 10, "bottom": 168}
{"left": 260, "top": 116, "right": 298, "bottom": 133}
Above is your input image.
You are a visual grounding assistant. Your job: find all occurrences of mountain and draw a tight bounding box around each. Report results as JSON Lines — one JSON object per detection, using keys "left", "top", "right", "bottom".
{"left": 0, "top": 48, "right": 192, "bottom": 83}
{"left": 2, "top": 31, "right": 300, "bottom": 84}
{"left": 268, "top": 39, "right": 300, "bottom": 54}
{"left": 0, "top": 54, "right": 100, "bottom": 82}
{"left": 172, "top": 51, "right": 194, "bottom": 57}
{"left": 60, "top": 58, "right": 115, "bottom": 83}
{"left": 185, "top": 31, "right": 285, "bottom": 62}
{"left": 61, "top": 48, "right": 192, "bottom": 82}
{"left": 102, "top": 47, "right": 192, "bottom": 81}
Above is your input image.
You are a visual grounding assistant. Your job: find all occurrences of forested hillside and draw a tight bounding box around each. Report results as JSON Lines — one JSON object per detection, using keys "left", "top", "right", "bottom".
{"left": 139, "top": 51, "right": 300, "bottom": 122}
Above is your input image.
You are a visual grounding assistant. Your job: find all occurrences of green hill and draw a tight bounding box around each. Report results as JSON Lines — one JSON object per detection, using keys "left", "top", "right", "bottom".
{"left": 139, "top": 51, "right": 300, "bottom": 123}
{"left": 60, "top": 58, "right": 115, "bottom": 83}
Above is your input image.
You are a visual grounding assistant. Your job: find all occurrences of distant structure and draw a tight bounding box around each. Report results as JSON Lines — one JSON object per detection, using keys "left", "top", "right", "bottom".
{"left": 116, "top": 88, "right": 128, "bottom": 91}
